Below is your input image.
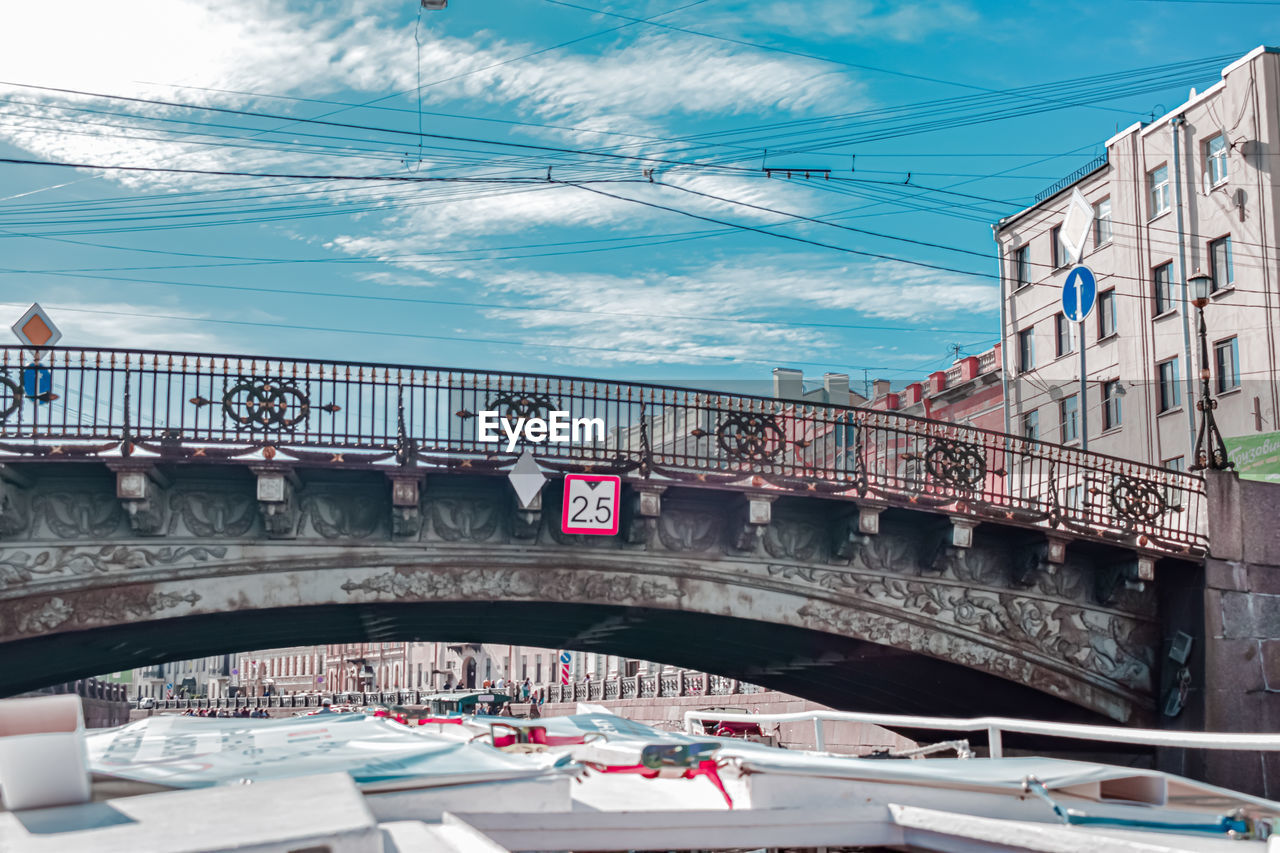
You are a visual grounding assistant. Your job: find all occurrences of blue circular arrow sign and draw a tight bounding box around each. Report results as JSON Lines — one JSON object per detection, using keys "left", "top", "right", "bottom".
{"left": 21, "top": 364, "right": 51, "bottom": 400}
{"left": 1061, "top": 265, "right": 1097, "bottom": 323}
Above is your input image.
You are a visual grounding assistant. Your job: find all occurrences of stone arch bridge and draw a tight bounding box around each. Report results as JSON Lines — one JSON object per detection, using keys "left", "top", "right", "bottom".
{"left": 0, "top": 347, "right": 1213, "bottom": 727}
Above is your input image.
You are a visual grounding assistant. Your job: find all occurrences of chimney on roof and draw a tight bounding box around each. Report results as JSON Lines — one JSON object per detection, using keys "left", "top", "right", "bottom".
{"left": 903, "top": 383, "right": 924, "bottom": 405}
{"left": 823, "top": 373, "right": 850, "bottom": 407}
{"left": 929, "top": 370, "right": 946, "bottom": 395}
{"left": 773, "top": 368, "right": 804, "bottom": 401}
{"left": 872, "top": 379, "right": 891, "bottom": 399}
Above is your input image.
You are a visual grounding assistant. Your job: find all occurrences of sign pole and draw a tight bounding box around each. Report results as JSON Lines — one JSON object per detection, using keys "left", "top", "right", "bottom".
{"left": 1077, "top": 283, "right": 1088, "bottom": 451}
{"left": 1078, "top": 319, "right": 1088, "bottom": 450}
{"left": 1062, "top": 265, "right": 1096, "bottom": 452}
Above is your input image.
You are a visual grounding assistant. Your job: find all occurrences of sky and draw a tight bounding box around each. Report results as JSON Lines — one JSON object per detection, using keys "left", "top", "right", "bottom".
{"left": 0, "top": 0, "right": 1274, "bottom": 392}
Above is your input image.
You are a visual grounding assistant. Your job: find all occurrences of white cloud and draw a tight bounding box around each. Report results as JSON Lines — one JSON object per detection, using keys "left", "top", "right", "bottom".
{"left": 736, "top": 0, "right": 978, "bottom": 43}
{"left": 405, "top": 254, "right": 998, "bottom": 366}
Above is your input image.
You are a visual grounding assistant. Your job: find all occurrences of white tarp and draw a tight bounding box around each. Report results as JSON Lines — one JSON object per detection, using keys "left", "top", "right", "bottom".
{"left": 86, "top": 713, "right": 573, "bottom": 791}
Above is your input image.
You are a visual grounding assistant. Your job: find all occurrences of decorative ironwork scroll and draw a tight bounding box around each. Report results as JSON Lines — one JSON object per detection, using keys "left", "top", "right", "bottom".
{"left": 1109, "top": 475, "right": 1169, "bottom": 523}
{"left": 922, "top": 438, "right": 987, "bottom": 490}
{"left": 716, "top": 410, "right": 784, "bottom": 463}
{"left": 0, "top": 375, "right": 22, "bottom": 421}
{"left": 485, "top": 390, "right": 558, "bottom": 423}
{"left": 221, "top": 377, "right": 311, "bottom": 430}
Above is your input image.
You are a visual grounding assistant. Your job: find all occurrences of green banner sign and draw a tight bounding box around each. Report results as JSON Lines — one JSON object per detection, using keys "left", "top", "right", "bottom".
{"left": 1225, "top": 431, "right": 1280, "bottom": 482}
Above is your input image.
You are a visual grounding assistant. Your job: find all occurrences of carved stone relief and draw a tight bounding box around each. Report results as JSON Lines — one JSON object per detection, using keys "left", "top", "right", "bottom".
{"left": 169, "top": 490, "right": 258, "bottom": 538}
{"left": 301, "top": 492, "right": 383, "bottom": 539}
{"left": 3, "top": 588, "right": 202, "bottom": 636}
{"left": 341, "top": 567, "right": 683, "bottom": 607}
{"left": 33, "top": 491, "right": 123, "bottom": 539}
{"left": 426, "top": 496, "right": 502, "bottom": 542}
{"left": 0, "top": 544, "right": 226, "bottom": 589}
{"left": 656, "top": 506, "right": 719, "bottom": 552}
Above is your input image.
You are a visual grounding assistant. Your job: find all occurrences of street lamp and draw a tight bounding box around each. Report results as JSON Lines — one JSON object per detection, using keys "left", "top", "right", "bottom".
{"left": 1188, "top": 270, "right": 1233, "bottom": 471}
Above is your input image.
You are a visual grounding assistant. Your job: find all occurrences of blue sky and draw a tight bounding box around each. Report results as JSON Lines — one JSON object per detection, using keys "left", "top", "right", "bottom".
{"left": 0, "top": 0, "right": 1273, "bottom": 391}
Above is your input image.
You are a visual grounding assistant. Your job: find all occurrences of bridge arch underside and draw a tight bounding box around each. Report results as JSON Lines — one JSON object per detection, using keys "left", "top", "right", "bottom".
{"left": 7, "top": 599, "right": 1122, "bottom": 727}
{"left": 2, "top": 544, "right": 1168, "bottom": 726}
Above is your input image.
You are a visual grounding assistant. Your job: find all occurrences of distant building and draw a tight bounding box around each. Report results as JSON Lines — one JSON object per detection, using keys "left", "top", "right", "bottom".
{"left": 120, "top": 655, "right": 232, "bottom": 700}
{"left": 240, "top": 646, "right": 326, "bottom": 696}
{"left": 322, "top": 643, "right": 408, "bottom": 694}
{"left": 995, "top": 46, "right": 1280, "bottom": 470}
{"left": 146, "top": 645, "right": 687, "bottom": 697}
{"left": 863, "top": 346, "right": 1003, "bottom": 432}
{"left": 770, "top": 357, "right": 1001, "bottom": 484}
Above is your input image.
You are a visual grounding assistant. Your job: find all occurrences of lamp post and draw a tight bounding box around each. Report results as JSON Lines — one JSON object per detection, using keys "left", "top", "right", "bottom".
{"left": 1188, "top": 270, "right": 1233, "bottom": 471}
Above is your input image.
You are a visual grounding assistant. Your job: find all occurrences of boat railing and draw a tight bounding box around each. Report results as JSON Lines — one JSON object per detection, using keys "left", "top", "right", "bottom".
{"left": 682, "top": 708, "right": 1280, "bottom": 757}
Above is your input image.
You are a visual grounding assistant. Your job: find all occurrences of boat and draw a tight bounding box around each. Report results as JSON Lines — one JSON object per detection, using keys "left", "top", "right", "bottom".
{"left": 1, "top": 693, "right": 1277, "bottom": 852}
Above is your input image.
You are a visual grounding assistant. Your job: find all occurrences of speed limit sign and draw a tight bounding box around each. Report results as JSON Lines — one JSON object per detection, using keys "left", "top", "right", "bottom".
{"left": 561, "top": 474, "right": 621, "bottom": 535}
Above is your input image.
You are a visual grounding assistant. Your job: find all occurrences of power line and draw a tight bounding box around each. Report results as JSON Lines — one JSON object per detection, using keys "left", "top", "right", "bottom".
{"left": 0, "top": 301, "right": 949, "bottom": 376}
{"left": 0, "top": 265, "right": 995, "bottom": 336}
{"left": 0, "top": 155, "right": 648, "bottom": 185}
{"left": 566, "top": 181, "right": 996, "bottom": 279}
{"left": 0, "top": 81, "right": 756, "bottom": 174}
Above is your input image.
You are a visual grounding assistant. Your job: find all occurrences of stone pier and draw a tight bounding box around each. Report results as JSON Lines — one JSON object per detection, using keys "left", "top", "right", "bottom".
{"left": 1192, "top": 470, "right": 1280, "bottom": 797}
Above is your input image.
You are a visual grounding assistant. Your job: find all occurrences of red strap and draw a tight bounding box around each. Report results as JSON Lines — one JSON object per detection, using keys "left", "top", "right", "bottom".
{"left": 590, "top": 761, "right": 733, "bottom": 808}
{"left": 415, "top": 717, "right": 464, "bottom": 725}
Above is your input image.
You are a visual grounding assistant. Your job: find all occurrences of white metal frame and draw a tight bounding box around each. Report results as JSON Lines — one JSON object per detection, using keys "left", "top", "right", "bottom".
{"left": 683, "top": 709, "right": 1280, "bottom": 757}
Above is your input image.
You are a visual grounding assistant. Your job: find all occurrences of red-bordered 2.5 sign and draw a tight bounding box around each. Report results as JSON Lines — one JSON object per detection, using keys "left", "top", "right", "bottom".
{"left": 561, "top": 474, "right": 621, "bottom": 535}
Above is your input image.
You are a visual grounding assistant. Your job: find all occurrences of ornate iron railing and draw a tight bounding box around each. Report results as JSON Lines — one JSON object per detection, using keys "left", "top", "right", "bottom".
{"left": 0, "top": 346, "right": 1205, "bottom": 554}
{"left": 1034, "top": 152, "right": 1109, "bottom": 203}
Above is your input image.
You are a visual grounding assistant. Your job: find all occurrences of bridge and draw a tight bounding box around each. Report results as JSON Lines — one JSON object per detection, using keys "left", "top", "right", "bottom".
{"left": 0, "top": 346, "right": 1268, "bottom": 788}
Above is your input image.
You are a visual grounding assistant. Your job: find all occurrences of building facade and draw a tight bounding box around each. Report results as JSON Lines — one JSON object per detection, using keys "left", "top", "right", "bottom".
{"left": 115, "top": 656, "right": 233, "bottom": 700}
{"left": 996, "top": 47, "right": 1280, "bottom": 470}
{"left": 238, "top": 646, "right": 327, "bottom": 696}
{"left": 135, "top": 646, "right": 683, "bottom": 698}
{"left": 861, "top": 346, "right": 1003, "bottom": 431}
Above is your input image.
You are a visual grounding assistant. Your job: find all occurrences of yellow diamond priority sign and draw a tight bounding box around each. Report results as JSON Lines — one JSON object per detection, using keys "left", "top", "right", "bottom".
{"left": 11, "top": 303, "right": 61, "bottom": 348}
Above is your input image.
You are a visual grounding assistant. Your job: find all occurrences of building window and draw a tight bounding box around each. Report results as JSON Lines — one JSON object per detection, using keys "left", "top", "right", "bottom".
{"left": 1094, "top": 197, "right": 1112, "bottom": 246}
{"left": 1055, "top": 314, "right": 1075, "bottom": 357}
{"left": 1097, "top": 289, "right": 1116, "bottom": 338}
{"left": 1209, "top": 235, "right": 1233, "bottom": 292}
{"left": 1158, "top": 358, "right": 1181, "bottom": 412}
{"left": 1012, "top": 244, "right": 1030, "bottom": 289}
{"left": 1018, "top": 327, "right": 1035, "bottom": 373}
{"left": 1060, "top": 394, "right": 1079, "bottom": 442}
{"left": 1064, "top": 483, "right": 1084, "bottom": 510}
{"left": 1149, "top": 164, "right": 1170, "bottom": 217}
{"left": 1215, "top": 337, "right": 1240, "bottom": 392}
{"left": 1051, "top": 225, "right": 1065, "bottom": 268}
{"left": 1102, "top": 380, "right": 1122, "bottom": 430}
{"left": 1206, "top": 133, "right": 1228, "bottom": 186}
{"left": 1023, "top": 409, "right": 1039, "bottom": 441}
{"left": 1153, "top": 262, "right": 1173, "bottom": 315}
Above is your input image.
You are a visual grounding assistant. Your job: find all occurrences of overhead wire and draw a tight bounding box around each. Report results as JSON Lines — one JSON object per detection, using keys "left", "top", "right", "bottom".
{"left": 0, "top": 265, "right": 995, "bottom": 337}
{"left": 0, "top": 301, "right": 956, "bottom": 377}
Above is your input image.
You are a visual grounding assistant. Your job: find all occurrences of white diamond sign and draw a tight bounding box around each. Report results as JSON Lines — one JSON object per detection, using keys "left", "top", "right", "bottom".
{"left": 507, "top": 448, "right": 546, "bottom": 508}
{"left": 1060, "top": 188, "right": 1094, "bottom": 266}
